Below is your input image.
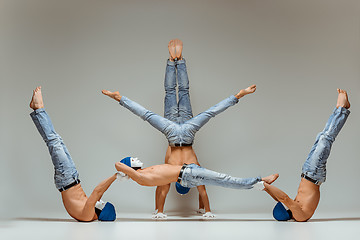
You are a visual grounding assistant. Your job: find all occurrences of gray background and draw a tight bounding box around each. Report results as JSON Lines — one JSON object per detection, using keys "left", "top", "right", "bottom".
{"left": 1, "top": 0, "right": 359, "bottom": 218}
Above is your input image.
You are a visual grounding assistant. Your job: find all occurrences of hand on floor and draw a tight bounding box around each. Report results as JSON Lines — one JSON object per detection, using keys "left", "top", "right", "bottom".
{"left": 196, "top": 208, "right": 206, "bottom": 214}
{"left": 202, "top": 212, "right": 216, "bottom": 219}
{"left": 152, "top": 212, "right": 167, "bottom": 220}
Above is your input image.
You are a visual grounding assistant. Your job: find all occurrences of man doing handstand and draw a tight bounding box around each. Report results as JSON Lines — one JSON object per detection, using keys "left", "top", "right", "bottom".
{"left": 30, "top": 87, "right": 117, "bottom": 222}
{"left": 155, "top": 39, "right": 213, "bottom": 219}
{"left": 102, "top": 40, "right": 256, "bottom": 217}
{"left": 263, "top": 89, "right": 350, "bottom": 222}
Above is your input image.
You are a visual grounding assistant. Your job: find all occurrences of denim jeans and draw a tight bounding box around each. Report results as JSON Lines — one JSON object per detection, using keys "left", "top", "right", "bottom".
{"left": 164, "top": 59, "right": 193, "bottom": 123}
{"left": 302, "top": 107, "right": 350, "bottom": 184}
{"left": 30, "top": 109, "right": 79, "bottom": 190}
{"left": 180, "top": 164, "right": 262, "bottom": 189}
{"left": 119, "top": 59, "right": 239, "bottom": 146}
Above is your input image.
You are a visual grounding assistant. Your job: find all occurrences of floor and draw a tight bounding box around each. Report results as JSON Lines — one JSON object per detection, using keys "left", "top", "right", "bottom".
{"left": 2, "top": 212, "right": 360, "bottom": 240}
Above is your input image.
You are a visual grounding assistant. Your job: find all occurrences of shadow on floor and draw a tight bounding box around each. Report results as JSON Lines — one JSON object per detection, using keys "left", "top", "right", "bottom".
{"left": 308, "top": 217, "right": 360, "bottom": 222}
{"left": 14, "top": 216, "right": 360, "bottom": 223}
{"left": 15, "top": 218, "right": 77, "bottom": 223}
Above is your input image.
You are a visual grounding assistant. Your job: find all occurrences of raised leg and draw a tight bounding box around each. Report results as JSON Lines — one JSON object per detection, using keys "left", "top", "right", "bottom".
{"left": 184, "top": 95, "right": 239, "bottom": 135}
{"left": 302, "top": 89, "right": 350, "bottom": 183}
{"left": 177, "top": 59, "right": 193, "bottom": 123}
{"left": 102, "top": 90, "right": 175, "bottom": 137}
{"left": 30, "top": 87, "right": 79, "bottom": 190}
{"left": 164, "top": 60, "right": 178, "bottom": 122}
{"left": 181, "top": 164, "right": 278, "bottom": 189}
{"left": 184, "top": 85, "right": 256, "bottom": 135}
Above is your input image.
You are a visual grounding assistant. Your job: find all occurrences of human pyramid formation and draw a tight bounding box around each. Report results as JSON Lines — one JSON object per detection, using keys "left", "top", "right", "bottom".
{"left": 29, "top": 39, "right": 350, "bottom": 222}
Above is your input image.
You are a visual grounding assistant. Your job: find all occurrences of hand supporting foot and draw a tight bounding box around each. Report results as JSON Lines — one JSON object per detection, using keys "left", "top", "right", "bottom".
{"left": 102, "top": 90, "right": 122, "bottom": 102}
{"left": 336, "top": 88, "right": 350, "bottom": 109}
{"left": 30, "top": 86, "right": 44, "bottom": 110}
{"left": 235, "top": 84, "right": 257, "bottom": 99}
{"left": 262, "top": 174, "right": 279, "bottom": 185}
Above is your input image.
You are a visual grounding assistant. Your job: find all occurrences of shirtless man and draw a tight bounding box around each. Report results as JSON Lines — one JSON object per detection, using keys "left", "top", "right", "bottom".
{"left": 30, "top": 87, "right": 117, "bottom": 222}
{"left": 155, "top": 39, "right": 211, "bottom": 219}
{"left": 102, "top": 39, "right": 256, "bottom": 218}
{"left": 263, "top": 89, "right": 350, "bottom": 222}
{"left": 115, "top": 157, "right": 279, "bottom": 195}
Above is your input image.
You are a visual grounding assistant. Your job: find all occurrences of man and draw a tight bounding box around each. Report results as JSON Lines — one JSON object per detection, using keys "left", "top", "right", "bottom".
{"left": 263, "top": 89, "right": 350, "bottom": 222}
{"left": 155, "top": 39, "right": 212, "bottom": 219}
{"left": 115, "top": 157, "right": 279, "bottom": 194}
{"left": 102, "top": 39, "right": 256, "bottom": 218}
{"left": 30, "top": 87, "right": 117, "bottom": 222}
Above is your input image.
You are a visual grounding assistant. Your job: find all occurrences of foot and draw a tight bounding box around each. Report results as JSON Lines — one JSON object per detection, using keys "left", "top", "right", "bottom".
{"left": 102, "top": 90, "right": 122, "bottom": 102}
{"left": 262, "top": 174, "right": 279, "bottom": 185}
{"left": 30, "top": 86, "right": 44, "bottom": 110}
{"left": 168, "top": 39, "right": 183, "bottom": 61}
{"left": 336, "top": 89, "right": 350, "bottom": 109}
{"left": 235, "top": 84, "right": 256, "bottom": 99}
{"left": 174, "top": 39, "right": 183, "bottom": 60}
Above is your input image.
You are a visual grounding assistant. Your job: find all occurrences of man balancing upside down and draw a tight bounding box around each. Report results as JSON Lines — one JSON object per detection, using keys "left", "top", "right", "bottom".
{"left": 102, "top": 39, "right": 256, "bottom": 218}
{"left": 29, "top": 87, "right": 117, "bottom": 222}
{"left": 264, "top": 89, "right": 350, "bottom": 222}
{"left": 115, "top": 157, "right": 279, "bottom": 197}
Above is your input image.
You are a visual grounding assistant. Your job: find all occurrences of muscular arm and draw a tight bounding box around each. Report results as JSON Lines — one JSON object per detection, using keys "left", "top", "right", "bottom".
{"left": 155, "top": 147, "right": 172, "bottom": 212}
{"left": 263, "top": 183, "right": 309, "bottom": 222}
{"left": 81, "top": 174, "right": 117, "bottom": 221}
{"left": 197, "top": 185, "right": 211, "bottom": 212}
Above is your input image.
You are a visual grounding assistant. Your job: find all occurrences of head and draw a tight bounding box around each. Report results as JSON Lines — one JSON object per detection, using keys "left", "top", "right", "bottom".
{"left": 273, "top": 202, "right": 292, "bottom": 221}
{"left": 95, "top": 200, "right": 116, "bottom": 221}
{"left": 175, "top": 182, "right": 190, "bottom": 195}
{"left": 120, "top": 157, "right": 144, "bottom": 170}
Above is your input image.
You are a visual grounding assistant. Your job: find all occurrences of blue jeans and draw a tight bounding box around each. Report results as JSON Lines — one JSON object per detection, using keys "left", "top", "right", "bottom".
{"left": 164, "top": 59, "right": 193, "bottom": 123}
{"left": 30, "top": 109, "right": 79, "bottom": 190}
{"left": 302, "top": 107, "right": 350, "bottom": 184}
{"left": 180, "top": 164, "right": 262, "bottom": 189}
{"left": 119, "top": 59, "right": 239, "bottom": 146}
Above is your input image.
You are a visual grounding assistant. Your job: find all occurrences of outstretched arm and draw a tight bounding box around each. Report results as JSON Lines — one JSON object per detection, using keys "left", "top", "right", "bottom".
{"left": 263, "top": 182, "right": 308, "bottom": 222}
{"left": 81, "top": 174, "right": 117, "bottom": 221}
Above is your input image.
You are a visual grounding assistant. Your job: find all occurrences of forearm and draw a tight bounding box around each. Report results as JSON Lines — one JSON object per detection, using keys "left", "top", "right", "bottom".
{"left": 156, "top": 185, "right": 170, "bottom": 213}
{"left": 82, "top": 174, "right": 117, "bottom": 221}
{"left": 263, "top": 182, "right": 292, "bottom": 203}
{"left": 91, "top": 174, "right": 117, "bottom": 200}
{"left": 197, "top": 185, "right": 211, "bottom": 212}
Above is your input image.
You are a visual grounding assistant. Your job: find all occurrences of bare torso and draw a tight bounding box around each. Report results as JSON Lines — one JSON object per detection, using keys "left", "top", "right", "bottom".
{"left": 292, "top": 178, "right": 320, "bottom": 221}
{"left": 60, "top": 184, "right": 97, "bottom": 222}
{"left": 137, "top": 164, "right": 182, "bottom": 186}
{"left": 167, "top": 146, "right": 199, "bottom": 165}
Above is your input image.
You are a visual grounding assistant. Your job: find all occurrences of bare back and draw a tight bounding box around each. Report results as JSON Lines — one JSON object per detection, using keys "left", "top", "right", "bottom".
{"left": 60, "top": 184, "right": 97, "bottom": 222}
{"left": 167, "top": 146, "right": 199, "bottom": 165}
